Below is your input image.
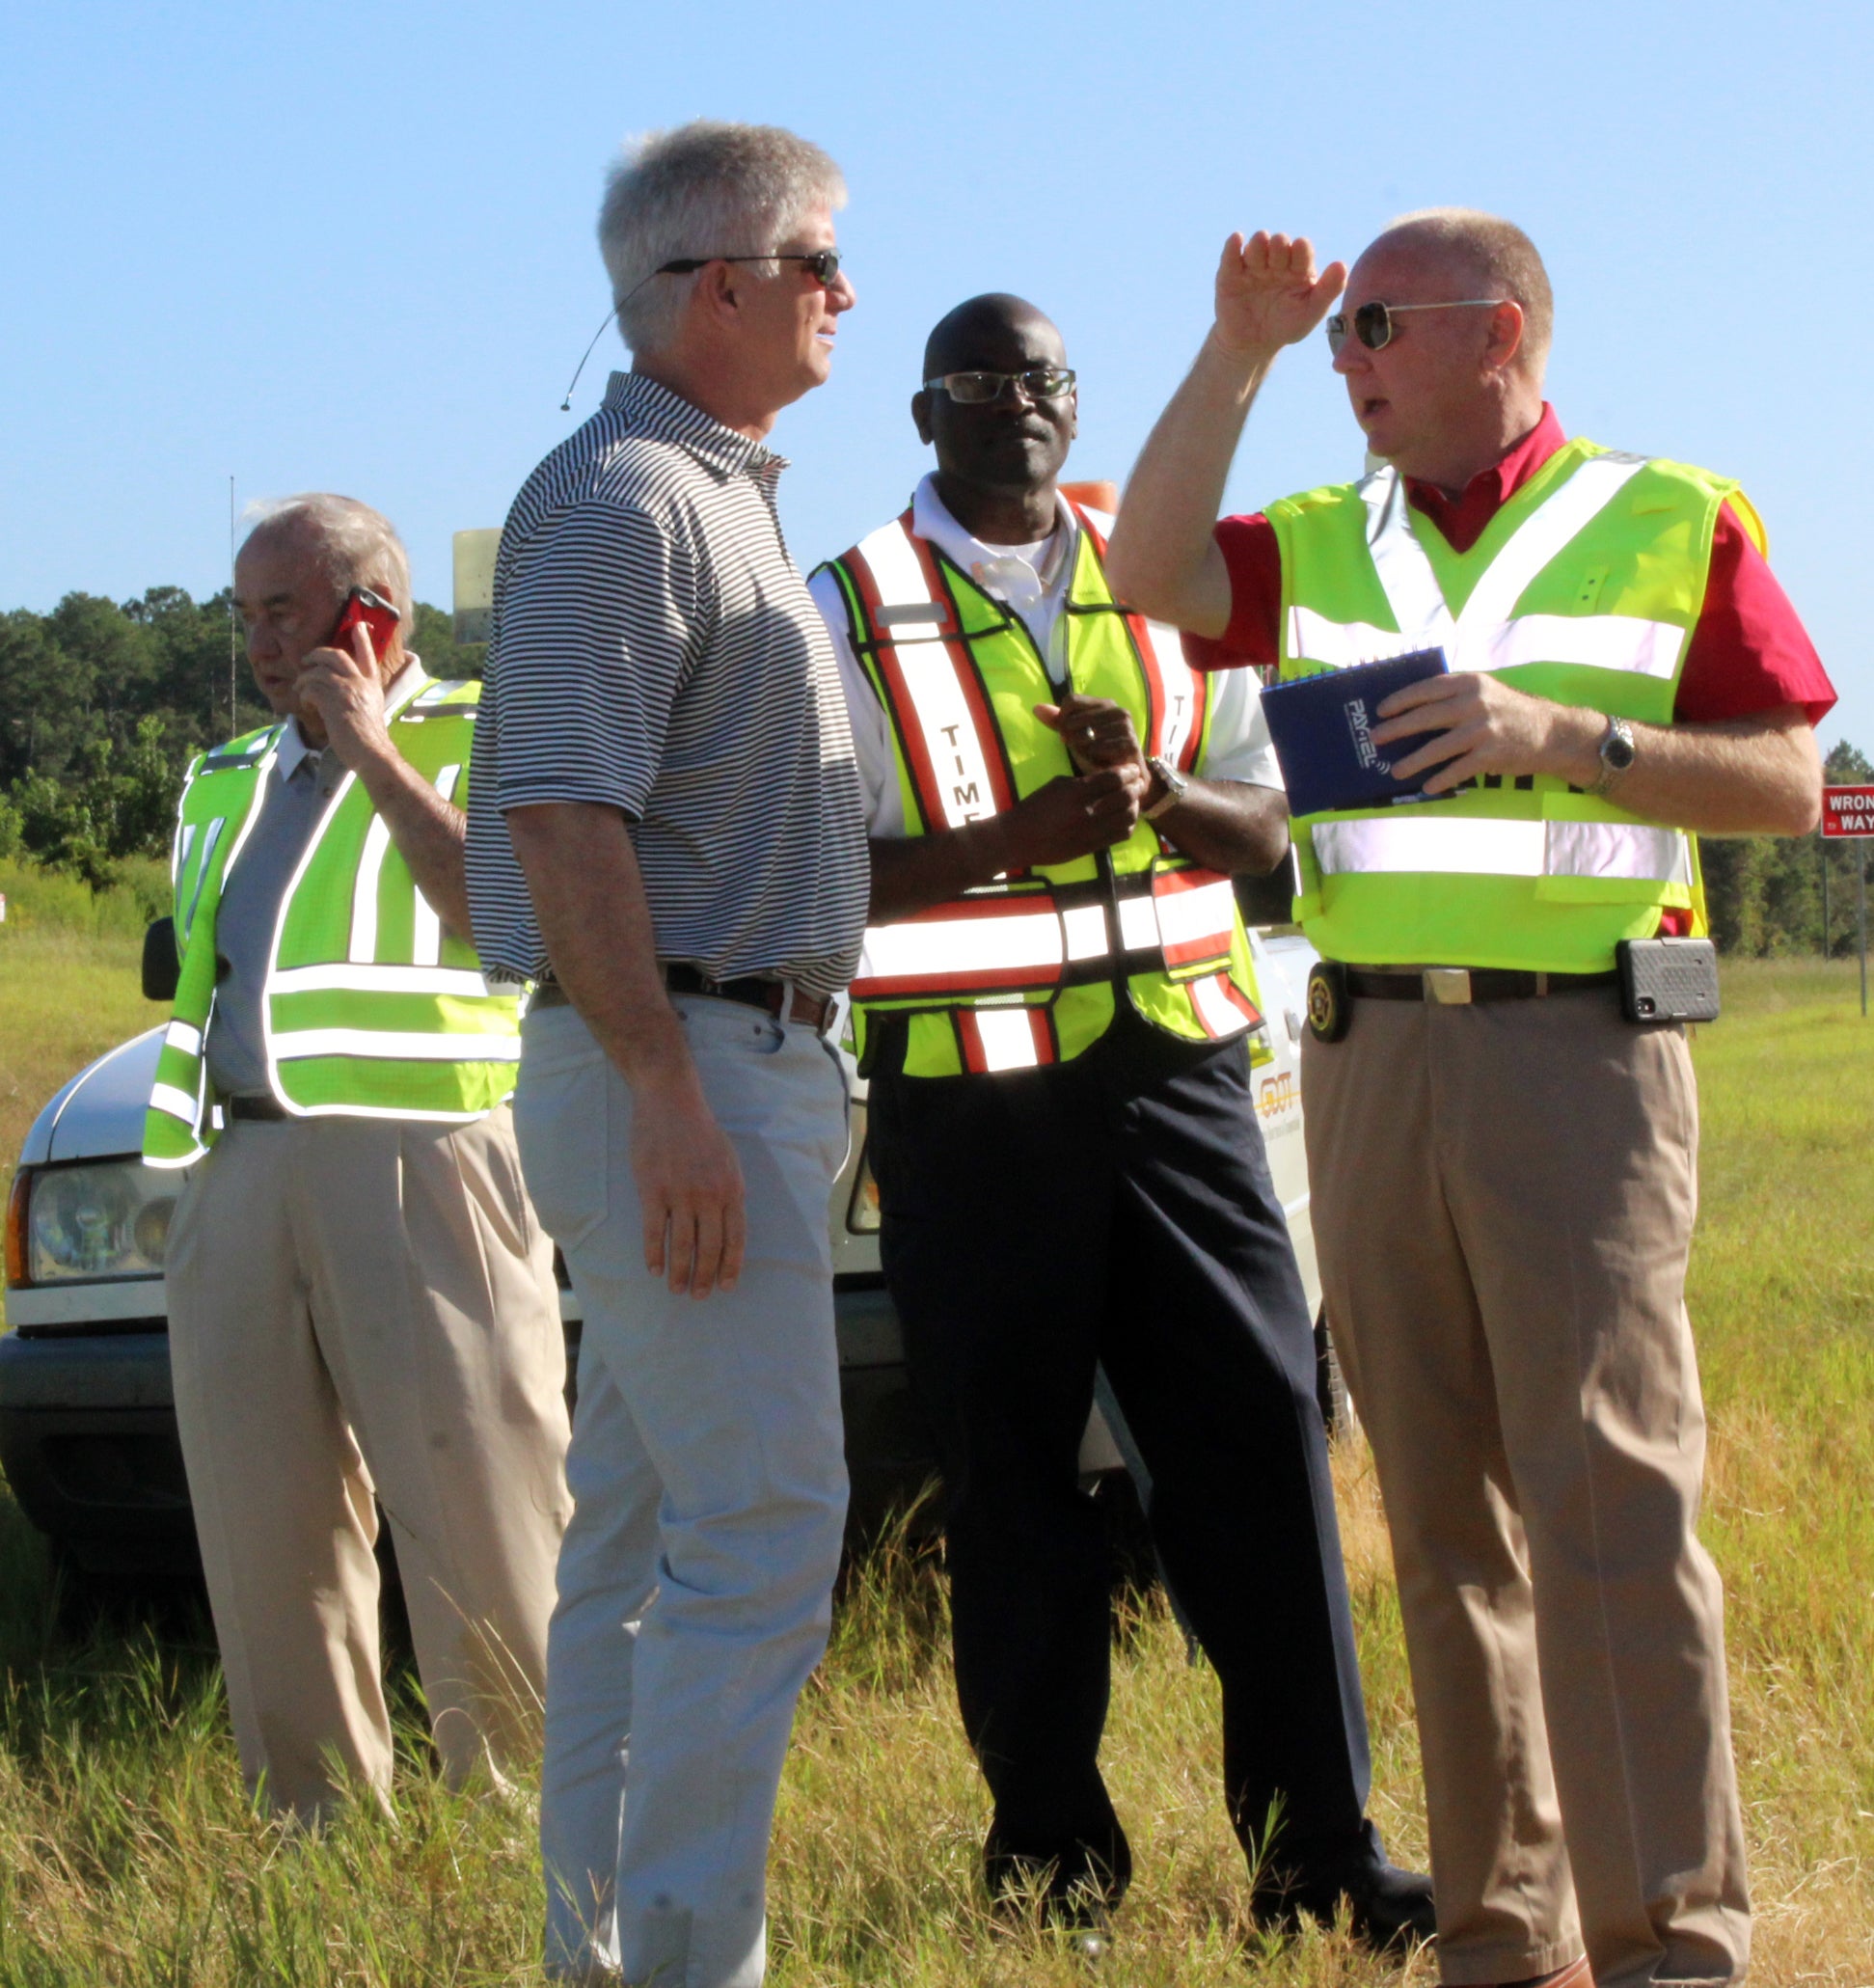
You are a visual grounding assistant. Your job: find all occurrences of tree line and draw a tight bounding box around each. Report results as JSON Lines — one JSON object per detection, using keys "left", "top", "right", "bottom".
{"left": 0, "top": 585, "right": 1864, "bottom": 955}
{"left": 0, "top": 587, "right": 478, "bottom": 890}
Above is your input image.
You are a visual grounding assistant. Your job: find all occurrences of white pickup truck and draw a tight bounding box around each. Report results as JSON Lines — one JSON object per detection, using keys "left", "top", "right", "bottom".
{"left": 1, "top": 927, "right": 1325, "bottom": 1582}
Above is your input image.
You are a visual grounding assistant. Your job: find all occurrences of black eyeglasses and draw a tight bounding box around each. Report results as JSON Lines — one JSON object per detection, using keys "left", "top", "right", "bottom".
{"left": 1325, "top": 298, "right": 1507, "bottom": 356}
{"left": 922, "top": 367, "right": 1077, "bottom": 405}
{"left": 656, "top": 249, "right": 844, "bottom": 287}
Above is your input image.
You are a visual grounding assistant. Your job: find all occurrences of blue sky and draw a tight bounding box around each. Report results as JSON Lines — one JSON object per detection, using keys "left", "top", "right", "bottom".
{"left": 2, "top": 0, "right": 1865, "bottom": 747}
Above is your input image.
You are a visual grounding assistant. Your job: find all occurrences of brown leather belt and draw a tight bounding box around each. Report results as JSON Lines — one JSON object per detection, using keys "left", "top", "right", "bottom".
{"left": 1345, "top": 966, "right": 1619, "bottom": 1005}
{"left": 532, "top": 964, "right": 835, "bottom": 1032}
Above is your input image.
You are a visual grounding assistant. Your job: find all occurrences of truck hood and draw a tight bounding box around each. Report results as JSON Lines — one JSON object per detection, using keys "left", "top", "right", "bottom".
{"left": 19, "top": 1029, "right": 163, "bottom": 1167}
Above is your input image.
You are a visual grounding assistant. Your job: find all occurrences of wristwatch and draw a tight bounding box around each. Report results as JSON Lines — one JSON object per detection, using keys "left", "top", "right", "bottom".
{"left": 1589, "top": 715, "right": 1637, "bottom": 794}
{"left": 1143, "top": 755, "right": 1190, "bottom": 820}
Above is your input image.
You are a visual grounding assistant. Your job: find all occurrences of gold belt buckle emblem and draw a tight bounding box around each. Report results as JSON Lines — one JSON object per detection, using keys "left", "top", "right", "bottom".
{"left": 1425, "top": 968, "right": 1473, "bottom": 1005}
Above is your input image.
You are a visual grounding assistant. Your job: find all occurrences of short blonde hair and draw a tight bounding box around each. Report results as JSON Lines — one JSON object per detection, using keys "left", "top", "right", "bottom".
{"left": 1379, "top": 207, "right": 1555, "bottom": 377}
{"left": 598, "top": 121, "right": 846, "bottom": 356}
{"left": 240, "top": 494, "right": 414, "bottom": 635}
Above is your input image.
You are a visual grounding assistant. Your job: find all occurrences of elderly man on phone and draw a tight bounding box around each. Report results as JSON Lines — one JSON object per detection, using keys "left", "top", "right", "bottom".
{"left": 465, "top": 123, "right": 866, "bottom": 1987}
{"left": 145, "top": 494, "right": 571, "bottom": 1823}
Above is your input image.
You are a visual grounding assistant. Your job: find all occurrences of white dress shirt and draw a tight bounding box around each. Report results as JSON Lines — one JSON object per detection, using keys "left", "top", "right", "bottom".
{"left": 809, "top": 475, "right": 1282, "bottom": 838}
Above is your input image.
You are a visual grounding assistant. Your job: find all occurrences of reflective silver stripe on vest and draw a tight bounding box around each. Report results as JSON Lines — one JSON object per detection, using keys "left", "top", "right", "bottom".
{"left": 150, "top": 1081, "right": 199, "bottom": 1124}
{"left": 164, "top": 1020, "right": 203, "bottom": 1057}
{"left": 270, "top": 964, "right": 492, "bottom": 997}
{"left": 1130, "top": 610, "right": 1202, "bottom": 763}
{"left": 410, "top": 763, "right": 461, "bottom": 967}
{"left": 1313, "top": 814, "right": 1692, "bottom": 884}
{"left": 854, "top": 873, "right": 1236, "bottom": 998}
{"left": 857, "top": 902, "right": 1068, "bottom": 994}
{"left": 851, "top": 522, "right": 1001, "bottom": 829}
{"left": 970, "top": 1006, "right": 1045, "bottom": 1072}
{"left": 1189, "top": 971, "right": 1252, "bottom": 1039}
{"left": 350, "top": 811, "right": 394, "bottom": 962}
{"left": 270, "top": 1027, "right": 522, "bottom": 1063}
{"left": 1293, "top": 454, "right": 1678, "bottom": 679}
{"left": 1151, "top": 874, "right": 1237, "bottom": 964}
{"left": 1288, "top": 605, "right": 1685, "bottom": 680}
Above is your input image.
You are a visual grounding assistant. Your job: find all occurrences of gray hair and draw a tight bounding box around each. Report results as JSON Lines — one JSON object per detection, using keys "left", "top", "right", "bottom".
{"left": 239, "top": 493, "right": 414, "bottom": 636}
{"left": 1378, "top": 207, "right": 1555, "bottom": 377}
{"left": 598, "top": 120, "right": 846, "bottom": 356}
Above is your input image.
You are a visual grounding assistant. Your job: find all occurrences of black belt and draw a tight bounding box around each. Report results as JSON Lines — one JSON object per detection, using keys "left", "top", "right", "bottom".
{"left": 1344, "top": 966, "right": 1619, "bottom": 1005}
{"left": 533, "top": 964, "right": 834, "bottom": 1032}
{"left": 225, "top": 1094, "right": 288, "bottom": 1122}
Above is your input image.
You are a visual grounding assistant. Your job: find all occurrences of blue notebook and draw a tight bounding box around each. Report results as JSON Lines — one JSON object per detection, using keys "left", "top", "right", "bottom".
{"left": 1260, "top": 647, "right": 1452, "bottom": 817}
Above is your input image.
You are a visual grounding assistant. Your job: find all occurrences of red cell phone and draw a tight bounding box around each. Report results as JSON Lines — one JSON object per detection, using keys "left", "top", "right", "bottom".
{"left": 327, "top": 586, "right": 401, "bottom": 662}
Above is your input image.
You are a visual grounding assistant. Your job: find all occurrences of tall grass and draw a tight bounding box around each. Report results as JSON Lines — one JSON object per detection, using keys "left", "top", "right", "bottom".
{"left": 0, "top": 955, "right": 1864, "bottom": 1981}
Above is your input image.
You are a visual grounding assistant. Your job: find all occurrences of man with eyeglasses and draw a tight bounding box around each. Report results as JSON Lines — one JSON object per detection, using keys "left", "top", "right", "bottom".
{"left": 1105, "top": 210, "right": 1833, "bottom": 1988}
{"left": 465, "top": 121, "right": 866, "bottom": 1987}
{"left": 807, "top": 291, "right": 1433, "bottom": 1954}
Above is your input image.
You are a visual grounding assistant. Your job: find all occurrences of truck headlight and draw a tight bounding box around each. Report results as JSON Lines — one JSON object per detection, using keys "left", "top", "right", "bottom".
{"left": 17, "top": 1163, "right": 178, "bottom": 1285}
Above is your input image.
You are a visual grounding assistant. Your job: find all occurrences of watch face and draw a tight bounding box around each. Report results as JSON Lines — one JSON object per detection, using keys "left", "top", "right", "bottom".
{"left": 1605, "top": 727, "right": 1638, "bottom": 772}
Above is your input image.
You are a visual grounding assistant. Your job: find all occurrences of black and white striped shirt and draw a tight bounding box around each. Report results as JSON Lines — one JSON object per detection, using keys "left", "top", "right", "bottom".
{"left": 465, "top": 370, "right": 868, "bottom": 999}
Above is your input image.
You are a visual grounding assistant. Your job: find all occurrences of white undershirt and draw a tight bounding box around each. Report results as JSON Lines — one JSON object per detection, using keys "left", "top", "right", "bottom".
{"left": 808, "top": 475, "right": 1282, "bottom": 838}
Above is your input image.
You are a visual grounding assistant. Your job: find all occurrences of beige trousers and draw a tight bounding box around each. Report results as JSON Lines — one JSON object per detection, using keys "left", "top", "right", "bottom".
{"left": 1304, "top": 992, "right": 1749, "bottom": 1988}
{"left": 165, "top": 1106, "right": 572, "bottom": 1820}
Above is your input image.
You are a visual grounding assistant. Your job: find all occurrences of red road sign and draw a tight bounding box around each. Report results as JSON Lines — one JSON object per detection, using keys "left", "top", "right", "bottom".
{"left": 1822, "top": 786, "right": 1874, "bottom": 838}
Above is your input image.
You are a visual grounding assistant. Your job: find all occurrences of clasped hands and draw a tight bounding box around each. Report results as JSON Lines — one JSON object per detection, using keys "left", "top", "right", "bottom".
{"left": 985, "top": 694, "right": 1159, "bottom": 870}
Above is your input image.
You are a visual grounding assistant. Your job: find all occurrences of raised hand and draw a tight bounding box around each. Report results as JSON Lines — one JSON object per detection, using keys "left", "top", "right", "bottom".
{"left": 1212, "top": 231, "right": 1347, "bottom": 362}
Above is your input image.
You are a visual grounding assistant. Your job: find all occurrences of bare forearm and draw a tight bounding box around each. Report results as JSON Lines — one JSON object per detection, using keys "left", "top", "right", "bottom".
{"left": 505, "top": 802, "right": 694, "bottom": 1086}
{"left": 1153, "top": 778, "right": 1290, "bottom": 874}
{"left": 351, "top": 749, "right": 473, "bottom": 940}
{"left": 1537, "top": 704, "right": 1822, "bottom": 836}
{"left": 1104, "top": 333, "right": 1276, "bottom": 635}
{"left": 870, "top": 818, "right": 1013, "bottom": 921}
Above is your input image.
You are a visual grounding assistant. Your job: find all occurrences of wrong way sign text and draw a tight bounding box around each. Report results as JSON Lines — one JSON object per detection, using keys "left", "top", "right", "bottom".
{"left": 1822, "top": 786, "right": 1874, "bottom": 838}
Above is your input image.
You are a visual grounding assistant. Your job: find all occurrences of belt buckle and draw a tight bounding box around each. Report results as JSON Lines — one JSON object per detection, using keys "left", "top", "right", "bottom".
{"left": 1424, "top": 967, "right": 1473, "bottom": 1006}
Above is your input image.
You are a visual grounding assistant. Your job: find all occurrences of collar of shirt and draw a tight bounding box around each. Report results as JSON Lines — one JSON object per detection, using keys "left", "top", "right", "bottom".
{"left": 273, "top": 656, "right": 425, "bottom": 784}
{"left": 602, "top": 368, "right": 785, "bottom": 487}
{"left": 1402, "top": 401, "right": 1566, "bottom": 555}
{"left": 910, "top": 474, "right": 1075, "bottom": 622}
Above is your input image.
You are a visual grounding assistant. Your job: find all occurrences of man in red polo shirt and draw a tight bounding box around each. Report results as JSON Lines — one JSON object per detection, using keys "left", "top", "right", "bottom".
{"left": 1105, "top": 209, "right": 1833, "bottom": 1988}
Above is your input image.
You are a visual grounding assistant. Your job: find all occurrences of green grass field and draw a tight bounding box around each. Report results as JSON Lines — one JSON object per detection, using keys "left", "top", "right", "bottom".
{"left": 0, "top": 914, "right": 1868, "bottom": 1983}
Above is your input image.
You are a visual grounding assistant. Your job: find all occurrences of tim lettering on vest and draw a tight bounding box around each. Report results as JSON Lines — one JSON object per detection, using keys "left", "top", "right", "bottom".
{"left": 144, "top": 494, "right": 571, "bottom": 1822}
{"left": 808, "top": 293, "right": 1434, "bottom": 1952}
{"left": 1106, "top": 211, "right": 1834, "bottom": 1988}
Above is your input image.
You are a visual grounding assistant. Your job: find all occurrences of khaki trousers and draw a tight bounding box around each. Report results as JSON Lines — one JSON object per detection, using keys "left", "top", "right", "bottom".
{"left": 1304, "top": 991, "right": 1749, "bottom": 1988}
{"left": 166, "top": 1106, "right": 572, "bottom": 1820}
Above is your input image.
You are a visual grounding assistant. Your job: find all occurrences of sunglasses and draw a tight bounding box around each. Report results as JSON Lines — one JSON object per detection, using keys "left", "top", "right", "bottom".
{"left": 922, "top": 367, "right": 1077, "bottom": 405}
{"left": 656, "top": 249, "right": 844, "bottom": 287}
{"left": 1325, "top": 298, "right": 1507, "bottom": 356}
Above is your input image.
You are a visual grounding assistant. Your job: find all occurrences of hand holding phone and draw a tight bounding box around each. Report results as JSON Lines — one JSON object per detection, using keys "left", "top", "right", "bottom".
{"left": 298, "top": 586, "right": 402, "bottom": 767}
{"left": 324, "top": 586, "right": 401, "bottom": 667}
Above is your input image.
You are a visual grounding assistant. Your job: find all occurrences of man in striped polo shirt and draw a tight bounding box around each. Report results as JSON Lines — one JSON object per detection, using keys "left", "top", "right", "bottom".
{"left": 464, "top": 123, "right": 866, "bottom": 1987}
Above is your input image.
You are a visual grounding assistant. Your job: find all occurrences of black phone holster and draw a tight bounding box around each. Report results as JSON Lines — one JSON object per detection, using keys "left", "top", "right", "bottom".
{"left": 1616, "top": 937, "right": 1721, "bottom": 1023}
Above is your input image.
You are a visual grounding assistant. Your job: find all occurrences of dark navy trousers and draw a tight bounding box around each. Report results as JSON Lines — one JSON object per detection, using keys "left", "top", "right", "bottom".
{"left": 868, "top": 1006, "right": 1382, "bottom": 1902}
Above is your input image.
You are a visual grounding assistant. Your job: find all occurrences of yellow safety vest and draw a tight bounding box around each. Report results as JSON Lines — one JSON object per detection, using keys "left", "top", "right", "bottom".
{"left": 143, "top": 671, "right": 521, "bottom": 1166}
{"left": 820, "top": 502, "right": 1270, "bottom": 1077}
{"left": 1270, "top": 439, "right": 1751, "bottom": 970}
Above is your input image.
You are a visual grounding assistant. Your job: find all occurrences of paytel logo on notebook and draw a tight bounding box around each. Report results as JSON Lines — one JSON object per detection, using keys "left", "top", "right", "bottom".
{"left": 1344, "top": 696, "right": 1391, "bottom": 776}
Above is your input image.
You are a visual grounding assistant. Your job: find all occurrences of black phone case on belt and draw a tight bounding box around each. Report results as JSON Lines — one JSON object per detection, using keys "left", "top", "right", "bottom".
{"left": 1616, "top": 937, "right": 1721, "bottom": 1023}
